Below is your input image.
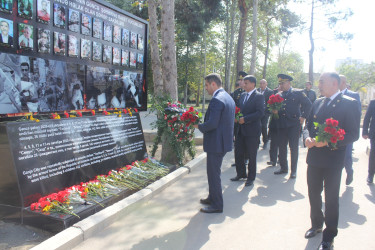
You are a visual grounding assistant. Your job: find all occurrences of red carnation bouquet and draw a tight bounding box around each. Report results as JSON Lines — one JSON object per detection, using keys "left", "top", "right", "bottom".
{"left": 235, "top": 106, "right": 243, "bottom": 122}
{"left": 267, "top": 94, "right": 284, "bottom": 119}
{"left": 314, "top": 118, "right": 345, "bottom": 149}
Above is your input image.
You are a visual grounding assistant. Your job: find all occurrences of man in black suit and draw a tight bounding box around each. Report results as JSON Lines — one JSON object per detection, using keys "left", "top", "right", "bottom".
{"left": 231, "top": 75, "right": 264, "bottom": 186}
{"left": 0, "top": 20, "right": 13, "bottom": 46}
{"left": 273, "top": 74, "right": 312, "bottom": 178}
{"left": 194, "top": 73, "right": 235, "bottom": 213}
{"left": 257, "top": 79, "right": 273, "bottom": 148}
{"left": 362, "top": 99, "right": 375, "bottom": 184}
{"left": 304, "top": 72, "right": 360, "bottom": 250}
{"left": 303, "top": 81, "right": 317, "bottom": 104}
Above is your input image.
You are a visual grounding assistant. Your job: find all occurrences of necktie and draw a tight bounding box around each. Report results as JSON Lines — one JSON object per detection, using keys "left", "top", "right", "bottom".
{"left": 324, "top": 97, "right": 330, "bottom": 107}
{"left": 244, "top": 93, "right": 250, "bottom": 103}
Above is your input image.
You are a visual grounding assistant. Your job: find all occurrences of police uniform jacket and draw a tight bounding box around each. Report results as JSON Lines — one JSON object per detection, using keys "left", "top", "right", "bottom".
{"left": 257, "top": 87, "right": 273, "bottom": 114}
{"left": 306, "top": 93, "right": 360, "bottom": 168}
{"left": 363, "top": 99, "right": 375, "bottom": 139}
{"left": 277, "top": 88, "right": 312, "bottom": 128}
{"left": 231, "top": 88, "right": 244, "bottom": 107}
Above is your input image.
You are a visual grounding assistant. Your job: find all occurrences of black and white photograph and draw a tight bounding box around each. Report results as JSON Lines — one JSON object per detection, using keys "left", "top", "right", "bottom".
{"left": 81, "top": 13, "right": 91, "bottom": 36}
{"left": 113, "top": 25, "right": 121, "bottom": 44}
{"left": 68, "top": 72, "right": 84, "bottom": 110}
{"left": 53, "top": 4, "right": 65, "bottom": 28}
{"left": 68, "top": 9, "right": 80, "bottom": 33}
{"left": 0, "top": 18, "right": 13, "bottom": 47}
{"left": 37, "top": 28, "right": 50, "bottom": 53}
{"left": 37, "top": 0, "right": 50, "bottom": 24}
{"left": 92, "top": 41, "right": 102, "bottom": 62}
{"left": 53, "top": 31, "right": 65, "bottom": 55}
{"left": 92, "top": 18, "right": 102, "bottom": 39}
{"left": 18, "top": 24, "right": 33, "bottom": 49}
{"left": 18, "top": 0, "right": 32, "bottom": 19}
{"left": 137, "top": 53, "right": 143, "bottom": 69}
{"left": 121, "top": 49, "right": 129, "bottom": 67}
{"left": 0, "top": 0, "right": 12, "bottom": 13}
{"left": 129, "top": 51, "right": 136, "bottom": 68}
{"left": 130, "top": 32, "right": 137, "bottom": 49}
{"left": 86, "top": 65, "right": 113, "bottom": 109}
{"left": 112, "top": 47, "right": 120, "bottom": 65}
{"left": 122, "top": 28, "right": 129, "bottom": 47}
{"left": 81, "top": 38, "right": 91, "bottom": 59}
{"left": 121, "top": 71, "right": 142, "bottom": 107}
{"left": 68, "top": 35, "right": 79, "bottom": 57}
{"left": 103, "top": 45, "right": 111, "bottom": 64}
{"left": 103, "top": 23, "right": 112, "bottom": 42}
{"left": 137, "top": 34, "right": 144, "bottom": 51}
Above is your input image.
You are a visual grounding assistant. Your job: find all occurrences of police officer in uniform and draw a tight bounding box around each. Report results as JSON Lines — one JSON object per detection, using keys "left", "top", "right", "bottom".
{"left": 273, "top": 74, "right": 312, "bottom": 178}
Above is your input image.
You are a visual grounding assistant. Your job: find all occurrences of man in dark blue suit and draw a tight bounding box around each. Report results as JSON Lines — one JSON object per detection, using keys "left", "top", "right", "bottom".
{"left": 231, "top": 75, "right": 265, "bottom": 186}
{"left": 194, "top": 73, "right": 235, "bottom": 213}
{"left": 362, "top": 99, "right": 375, "bottom": 184}
{"left": 339, "top": 75, "right": 361, "bottom": 185}
{"left": 304, "top": 72, "right": 360, "bottom": 250}
{"left": 273, "top": 74, "right": 312, "bottom": 178}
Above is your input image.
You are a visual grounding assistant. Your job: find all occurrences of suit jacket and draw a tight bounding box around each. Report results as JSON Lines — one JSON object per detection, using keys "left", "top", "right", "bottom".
{"left": 303, "top": 89, "right": 317, "bottom": 104}
{"left": 237, "top": 90, "right": 265, "bottom": 137}
{"left": 257, "top": 87, "right": 273, "bottom": 114}
{"left": 198, "top": 88, "right": 235, "bottom": 153}
{"left": 0, "top": 34, "right": 13, "bottom": 45}
{"left": 363, "top": 100, "right": 375, "bottom": 139}
{"left": 277, "top": 88, "right": 312, "bottom": 128}
{"left": 306, "top": 94, "right": 360, "bottom": 168}
{"left": 343, "top": 89, "right": 361, "bottom": 113}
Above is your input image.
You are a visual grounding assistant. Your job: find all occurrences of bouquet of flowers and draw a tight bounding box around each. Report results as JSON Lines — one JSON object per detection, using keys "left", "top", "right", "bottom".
{"left": 267, "top": 94, "right": 284, "bottom": 119}
{"left": 314, "top": 118, "right": 345, "bottom": 149}
{"left": 235, "top": 107, "right": 243, "bottom": 122}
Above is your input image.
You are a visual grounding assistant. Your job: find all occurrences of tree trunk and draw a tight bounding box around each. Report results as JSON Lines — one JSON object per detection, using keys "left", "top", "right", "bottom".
{"left": 262, "top": 17, "right": 273, "bottom": 79}
{"left": 226, "top": 0, "right": 237, "bottom": 92}
{"left": 148, "top": 0, "right": 163, "bottom": 95}
{"left": 249, "top": 0, "right": 258, "bottom": 75}
{"left": 308, "top": 0, "right": 315, "bottom": 83}
{"left": 161, "top": 0, "right": 178, "bottom": 101}
{"left": 202, "top": 31, "right": 207, "bottom": 113}
{"left": 236, "top": 0, "right": 249, "bottom": 73}
{"left": 224, "top": 0, "right": 230, "bottom": 91}
{"left": 183, "top": 43, "right": 189, "bottom": 106}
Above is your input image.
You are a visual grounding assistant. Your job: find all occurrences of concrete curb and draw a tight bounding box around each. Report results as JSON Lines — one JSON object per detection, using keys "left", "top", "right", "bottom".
{"left": 30, "top": 152, "right": 207, "bottom": 250}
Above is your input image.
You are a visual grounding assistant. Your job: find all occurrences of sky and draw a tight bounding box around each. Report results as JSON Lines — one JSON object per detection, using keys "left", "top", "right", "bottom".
{"left": 286, "top": 0, "right": 375, "bottom": 72}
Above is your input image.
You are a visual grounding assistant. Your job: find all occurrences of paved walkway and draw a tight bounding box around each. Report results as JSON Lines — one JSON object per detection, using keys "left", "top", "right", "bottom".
{"left": 72, "top": 135, "right": 375, "bottom": 250}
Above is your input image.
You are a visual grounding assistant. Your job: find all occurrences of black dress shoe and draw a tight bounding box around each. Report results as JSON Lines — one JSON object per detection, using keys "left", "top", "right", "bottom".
{"left": 367, "top": 176, "right": 374, "bottom": 184}
{"left": 267, "top": 161, "right": 276, "bottom": 166}
{"left": 346, "top": 173, "right": 353, "bottom": 185}
{"left": 317, "top": 240, "right": 334, "bottom": 250}
{"left": 200, "top": 206, "right": 223, "bottom": 213}
{"left": 290, "top": 172, "right": 296, "bottom": 179}
{"left": 200, "top": 198, "right": 211, "bottom": 205}
{"left": 274, "top": 170, "right": 288, "bottom": 175}
{"left": 245, "top": 179, "right": 253, "bottom": 186}
{"left": 230, "top": 175, "right": 246, "bottom": 181}
{"left": 304, "top": 227, "right": 322, "bottom": 238}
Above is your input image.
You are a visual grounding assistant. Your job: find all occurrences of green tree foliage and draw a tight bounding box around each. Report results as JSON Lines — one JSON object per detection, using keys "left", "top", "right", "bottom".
{"left": 337, "top": 61, "right": 375, "bottom": 92}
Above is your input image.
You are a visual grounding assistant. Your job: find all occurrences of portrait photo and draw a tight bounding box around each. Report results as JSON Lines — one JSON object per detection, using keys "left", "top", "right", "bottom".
{"left": 113, "top": 47, "right": 120, "bottom": 65}
{"left": 81, "top": 39, "right": 91, "bottom": 59}
{"left": 0, "top": 0, "right": 13, "bottom": 13}
{"left": 54, "top": 31, "right": 65, "bottom": 55}
{"left": 18, "top": 0, "right": 32, "bottom": 19}
{"left": 92, "top": 18, "right": 102, "bottom": 39}
{"left": 81, "top": 13, "right": 91, "bottom": 36}
{"left": 113, "top": 25, "right": 121, "bottom": 44}
{"left": 92, "top": 41, "right": 102, "bottom": 62}
{"left": 68, "top": 35, "right": 79, "bottom": 57}
{"left": 103, "top": 45, "right": 112, "bottom": 64}
{"left": 129, "top": 51, "right": 136, "bottom": 68}
{"left": 18, "top": 24, "right": 33, "bottom": 49}
{"left": 38, "top": 28, "right": 50, "bottom": 53}
{"left": 137, "top": 34, "right": 144, "bottom": 51}
{"left": 103, "top": 23, "right": 112, "bottom": 42}
{"left": 122, "top": 28, "right": 129, "bottom": 47}
{"left": 121, "top": 50, "right": 129, "bottom": 67}
{"left": 130, "top": 32, "right": 137, "bottom": 49}
{"left": 68, "top": 9, "right": 80, "bottom": 33}
{"left": 0, "top": 18, "right": 13, "bottom": 47}
{"left": 37, "top": 0, "right": 50, "bottom": 24}
{"left": 53, "top": 4, "right": 65, "bottom": 28}
{"left": 137, "top": 53, "right": 144, "bottom": 69}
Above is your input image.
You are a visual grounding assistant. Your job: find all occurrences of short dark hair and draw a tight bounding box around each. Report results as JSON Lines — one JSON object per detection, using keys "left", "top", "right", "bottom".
{"left": 329, "top": 72, "right": 341, "bottom": 85}
{"left": 20, "top": 62, "right": 29, "bottom": 70}
{"left": 205, "top": 73, "right": 222, "bottom": 87}
{"left": 243, "top": 75, "right": 257, "bottom": 86}
{"left": 238, "top": 71, "right": 247, "bottom": 77}
{"left": 306, "top": 81, "right": 312, "bottom": 86}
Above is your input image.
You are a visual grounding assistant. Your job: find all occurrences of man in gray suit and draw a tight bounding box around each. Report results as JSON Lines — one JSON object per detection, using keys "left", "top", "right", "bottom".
{"left": 194, "top": 73, "right": 235, "bottom": 213}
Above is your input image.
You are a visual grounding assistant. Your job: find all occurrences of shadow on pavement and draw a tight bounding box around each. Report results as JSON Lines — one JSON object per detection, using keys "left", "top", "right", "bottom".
{"left": 365, "top": 183, "right": 375, "bottom": 204}
{"left": 339, "top": 186, "right": 366, "bottom": 229}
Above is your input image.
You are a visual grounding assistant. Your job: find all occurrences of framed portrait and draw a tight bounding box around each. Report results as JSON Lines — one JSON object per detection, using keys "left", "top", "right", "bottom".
{"left": 137, "top": 34, "right": 144, "bottom": 51}
{"left": 0, "top": 0, "right": 13, "bottom": 13}
{"left": 18, "top": 23, "right": 33, "bottom": 49}
{"left": 129, "top": 51, "right": 136, "bottom": 68}
{"left": 18, "top": 0, "right": 32, "bottom": 19}
{"left": 103, "top": 23, "right": 112, "bottom": 42}
{"left": 68, "top": 9, "right": 80, "bottom": 33}
{"left": 0, "top": 18, "right": 13, "bottom": 47}
{"left": 103, "top": 45, "right": 112, "bottom": 64}
{"left": 68, "top": 35, "right": 79, "bottom": 57}
{"left": 130, "top": 32, "right": 137, "bottom": 49}
{"left": 122, "top": 28, "right": 129, "bottom": 47}
{"left": 81, "top": 39, "right": 91, "bottom": 59}
{"left": 37, "top": 0, "right": 50, "bottom": 24}
{"left": 53, "top": 4, "right": 66, "bottom": 28}
{"left": 121, "top": 50, "right": 129, "bottom": 67}
{"left": 113, "top": 25, "right": 121, "bottom": 44}
{"left": 112, "top": 47, "right": 120, "bottom": 65}
{"left": 92, "top": 18, "right": 102, "bottom": 39}
{"left": 137, "top": 53, "right": 143, "bottom": 69}
{"left": 92, "top": 41, "right": 102, "bottom": 62}
{"left": 81, "top": 13, "right": 91, "bottom": 36}
{"left": 53, "top": 31, "right": 65, "bottom": 55}
{"left": 37, "top": 28, "right": 50, "bottom": 53}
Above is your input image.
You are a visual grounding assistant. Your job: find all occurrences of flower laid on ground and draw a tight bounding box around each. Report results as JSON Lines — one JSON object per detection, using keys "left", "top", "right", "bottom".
{"left": 64, "top": 111, "right": 69, "bottom": 118}
{"left": 50, "top": 113, "right": 60, "bottom": 119}
{"left": 28, "top": 115, "right": 40, "bottom": 122}
{"left": 91, "top": 110, "right": 95, "bottom": 116}
{"left": 314, "top": 118, "right": 345, "bottom": 149}
{"left": 267, "top": 94, "right": 284, "bottom": 119}
{"left": 235, "top": 107, "right": 243, "bottom": 122}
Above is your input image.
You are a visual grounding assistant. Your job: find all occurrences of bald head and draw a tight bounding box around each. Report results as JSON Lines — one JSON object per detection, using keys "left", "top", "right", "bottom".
{"left": 259, "top": 79, "right": 267, "bottom": 91}
{"left": 339, "top": 75, "right": 347, "bottom": 91}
